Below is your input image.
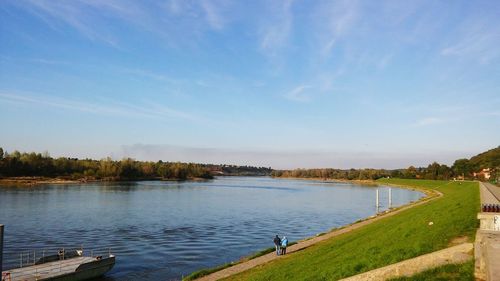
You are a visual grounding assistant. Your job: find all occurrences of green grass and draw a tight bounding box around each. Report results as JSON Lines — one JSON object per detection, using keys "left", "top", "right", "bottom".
{"left": 222, "top": 179, "right": 479, "bottom": 281}
{"left": 388, "top": 261, "right": 474, "bottom": 281}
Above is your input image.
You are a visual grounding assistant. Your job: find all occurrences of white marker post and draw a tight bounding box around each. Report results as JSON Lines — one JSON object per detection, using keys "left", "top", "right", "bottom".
{"left": 376, "top": 189, "right": 380, "bottom": 213}
{"left": 389, "top": 187, "right": 392, "bottom": 208}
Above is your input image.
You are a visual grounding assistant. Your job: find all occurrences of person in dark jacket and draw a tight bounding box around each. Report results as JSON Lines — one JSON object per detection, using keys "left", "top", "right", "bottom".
{"left": 273, "top": 235, "right": 281, "bottom": 256}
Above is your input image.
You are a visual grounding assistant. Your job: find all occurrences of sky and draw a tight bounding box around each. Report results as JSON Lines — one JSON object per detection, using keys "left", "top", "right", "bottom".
{"left": 0, "top": 0, "right": 499, "bottom": 169}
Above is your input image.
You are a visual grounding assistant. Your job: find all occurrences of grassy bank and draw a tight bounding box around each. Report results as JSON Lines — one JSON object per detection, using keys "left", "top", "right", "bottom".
{"left": 221, "top": 179, "right": 479, "bottom": 280}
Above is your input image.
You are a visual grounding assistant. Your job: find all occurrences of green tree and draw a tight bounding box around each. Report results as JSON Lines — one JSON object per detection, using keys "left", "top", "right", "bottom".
{"left": 425, "top": 162, "right": 441, "bottom": 180}
{"left": 452, "top": 158, "right": 472, "bottom": 178}
{"left": 391, "top": 170, "right": 402, "bottom": 178}
{"left": 403, "top": 166, "right": 417, "bottom": 179}
{"left": 119, "top": 158, "right": 140, "bottom": 179}
{"left": 98, "top": 157, "right": 118, "bottom": 178}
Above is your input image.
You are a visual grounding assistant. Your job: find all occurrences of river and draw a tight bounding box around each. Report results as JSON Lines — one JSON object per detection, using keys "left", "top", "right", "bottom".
{"left": 0, "top": 177, "right": 424, "bottom": 280}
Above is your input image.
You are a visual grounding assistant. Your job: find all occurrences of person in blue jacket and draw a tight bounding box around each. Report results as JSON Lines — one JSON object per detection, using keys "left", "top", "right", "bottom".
{"left": 281, "top": 236, "right": 288, "bottom": 255}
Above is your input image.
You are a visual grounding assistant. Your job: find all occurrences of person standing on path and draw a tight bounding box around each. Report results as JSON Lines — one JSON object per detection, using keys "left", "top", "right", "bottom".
{"left": 281, "top": 236, "right": 288, "bottom": 255}
{"left": 273, "top": 235, "right": 281, "bottom": 256}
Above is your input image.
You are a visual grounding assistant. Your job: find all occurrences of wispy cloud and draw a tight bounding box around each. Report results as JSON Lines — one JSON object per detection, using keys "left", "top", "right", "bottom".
{"left": 200, "top": 0, "right": 225, "bottom": 30}
{"left": 13, "top": 0, "right": 144, "bottom": 47}
{"left": 376, "top": 54, "right": 393, "bottom": 70}
{"left": 7, "top": 0, "right": 230, "bottom": 47}
{"left": 317, "top": 0, "right": 359, "bottom": 57}
{"left": 27, "top": 58, "right": 69, "bottom": 65}
{"left": 486, "top": 111, "right": 500, "bottom": 117}
{"left": 441, "top": 18, "right": 500, "bottom": 64}
{"left": 164, "top": 0, "right": 230, "bottom": 30}
{"left": 0, "top": 55, "right": 69, "bottom": 65}
{"left": 119, "top": 67, "right": 184, "bottom": 85}
{"left": 0, "top": 91, "right": 199, "bottom": 122}
{"left": 414, "top": 117, "right": 446, "bottom": 127}
{"left": 259, "top": 0, "right": 294, "bottom": 58}
{"left": 284, "top": 85, "right": 312, "bottom": 102}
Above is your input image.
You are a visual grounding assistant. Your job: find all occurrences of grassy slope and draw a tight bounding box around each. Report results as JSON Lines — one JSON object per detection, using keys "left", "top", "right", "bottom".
{"left": 223, "top": 179, "right": 479, "bottom": 281}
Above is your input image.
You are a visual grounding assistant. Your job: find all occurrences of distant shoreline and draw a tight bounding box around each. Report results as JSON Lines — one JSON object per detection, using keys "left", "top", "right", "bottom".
{"left": 0, "top": 174, "right": 275, "bottom": 187}
{"left": 272, "top": 176, "right": 435, "bottom": 197}
{"left": 0, "top": 176, "right": 213, "bottom": 186}
{"left": 272, "top": 176, "right": 380, "bottom": 185}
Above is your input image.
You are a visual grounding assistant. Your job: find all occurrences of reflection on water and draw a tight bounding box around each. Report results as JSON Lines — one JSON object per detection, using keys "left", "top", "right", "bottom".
{"left": 0, "top": 177, "right": 423, "bottom": 280}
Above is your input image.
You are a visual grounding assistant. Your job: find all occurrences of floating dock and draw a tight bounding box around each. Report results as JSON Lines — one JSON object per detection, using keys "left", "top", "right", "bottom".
{"left": 3, "top": 255, "right": 115, "bottom": 281}
{"left": 1, "top": 225, "right": 116, "bottom": 281}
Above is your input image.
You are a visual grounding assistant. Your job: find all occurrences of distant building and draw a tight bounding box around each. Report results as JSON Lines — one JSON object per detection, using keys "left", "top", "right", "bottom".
{"left": 474, "top": 168, "right": 491, "bottom": 180}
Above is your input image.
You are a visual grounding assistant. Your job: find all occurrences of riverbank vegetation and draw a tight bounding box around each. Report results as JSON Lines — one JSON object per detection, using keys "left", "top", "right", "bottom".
{"left": 219, "top": 179, "right": 478, "bottom": 280}
{"left": 0, "top": 148, "right": 271, "bottom": 182}
{"left": 272, "top": 146, "right": 499, "bottom": 182}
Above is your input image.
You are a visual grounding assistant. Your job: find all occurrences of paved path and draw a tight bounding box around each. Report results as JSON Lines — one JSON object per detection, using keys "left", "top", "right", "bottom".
{"left": 196, "top": 188, "right": 442, "bottom": 281}
{"left": 481, "top": 182, "right": 500, "bottom": 204}
{"left": 476, "top": 182, "right": 500, "bottom": 281}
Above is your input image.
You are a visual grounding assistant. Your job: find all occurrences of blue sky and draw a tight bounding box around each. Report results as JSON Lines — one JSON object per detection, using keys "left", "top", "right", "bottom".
{"left": 0, "top": 0, "right": 499, "bottom": 169}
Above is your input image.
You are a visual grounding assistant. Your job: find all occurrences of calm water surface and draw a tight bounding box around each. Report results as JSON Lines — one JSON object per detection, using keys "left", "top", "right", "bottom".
{"left": 0, "top": 177, "right": 424, "bottom": 280}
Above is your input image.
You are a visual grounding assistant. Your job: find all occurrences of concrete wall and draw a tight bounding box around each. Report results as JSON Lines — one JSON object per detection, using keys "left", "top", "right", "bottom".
{"left": 340, "top": 243, "right": 473, "bottom": 281}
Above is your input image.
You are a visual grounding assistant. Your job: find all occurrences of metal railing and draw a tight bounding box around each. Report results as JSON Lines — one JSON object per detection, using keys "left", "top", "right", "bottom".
{"left": 3, "top": 247, "right": 112, "bottom": 269}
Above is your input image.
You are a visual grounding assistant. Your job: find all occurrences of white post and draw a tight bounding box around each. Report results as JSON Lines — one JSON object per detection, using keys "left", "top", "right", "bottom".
{"left": 389, "top": 187, "right": 392, "bottom": 208}
{"left": 376, "top": 189, "right": 380, "bottom": 213}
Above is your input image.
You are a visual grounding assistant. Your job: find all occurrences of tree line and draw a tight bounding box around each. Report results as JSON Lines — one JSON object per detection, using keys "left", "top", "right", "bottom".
{"left": 0, "top": 146, "right": 496, "bottom": 182}
{"left": 272, "top": 146, "right": 500, "bottom": 182}
{"left": 0, "top": 148, "right": 271, "bottom": 180}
